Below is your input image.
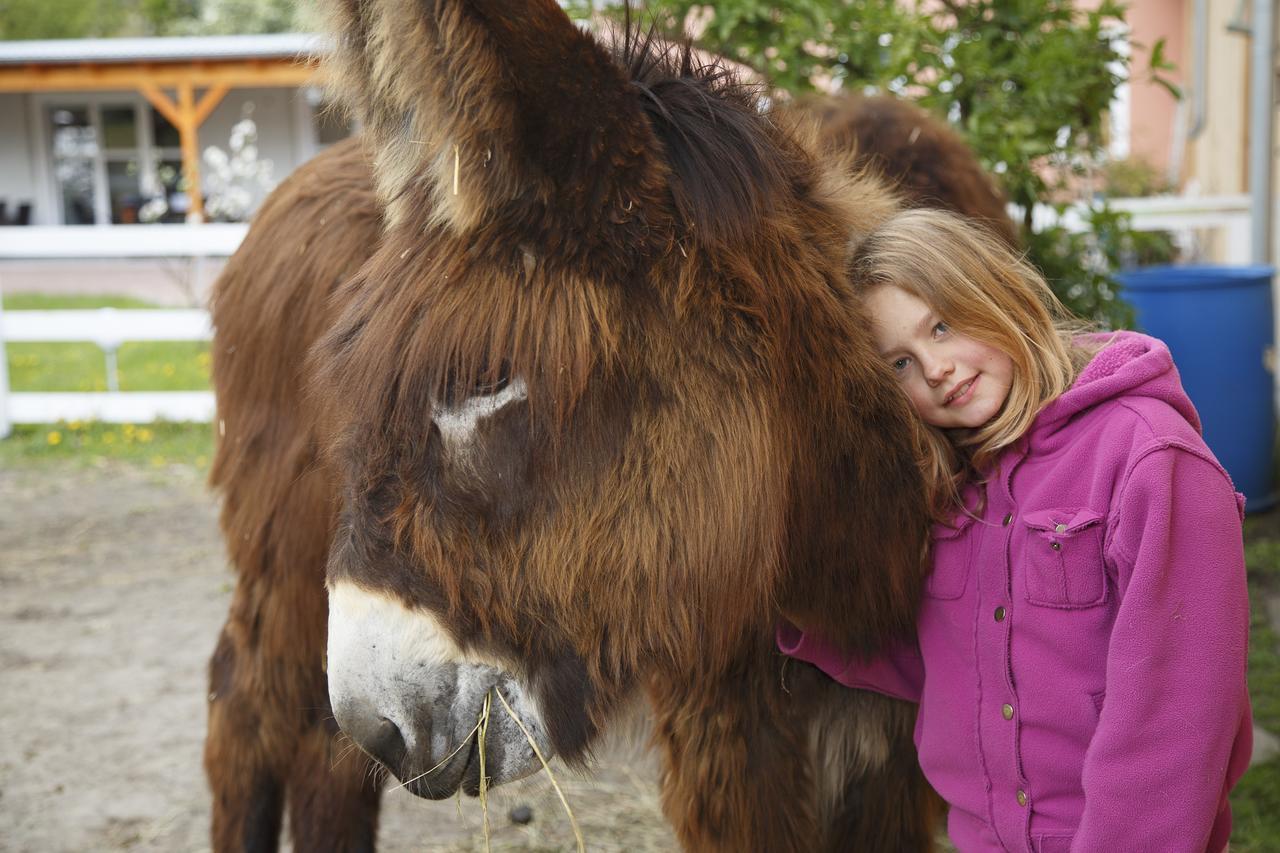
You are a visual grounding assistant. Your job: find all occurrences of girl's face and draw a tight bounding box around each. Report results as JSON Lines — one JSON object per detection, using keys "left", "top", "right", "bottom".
{"left": 865, "top": 284, "right": 1014, "bottom": 430}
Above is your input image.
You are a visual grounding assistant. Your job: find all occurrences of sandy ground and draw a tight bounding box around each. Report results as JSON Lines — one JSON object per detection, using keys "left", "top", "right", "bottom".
{"left": 0, "top": 460, "right": 673, "bottom": 853}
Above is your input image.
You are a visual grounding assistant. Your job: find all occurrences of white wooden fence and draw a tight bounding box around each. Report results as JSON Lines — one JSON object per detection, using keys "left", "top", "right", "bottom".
{"left": 1034, "top": 194, "right": 1253, "bottom": 265}
{"left": 0, "top": 197, "right": 1264, "bottom": 439}
{"left": 0, "top": 223, "right": 246, "bottom": 438}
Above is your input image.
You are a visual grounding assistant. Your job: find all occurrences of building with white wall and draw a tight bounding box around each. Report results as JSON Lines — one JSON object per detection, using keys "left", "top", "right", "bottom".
{"left": 0, "top": 34, "right": 350, "bottom": 226}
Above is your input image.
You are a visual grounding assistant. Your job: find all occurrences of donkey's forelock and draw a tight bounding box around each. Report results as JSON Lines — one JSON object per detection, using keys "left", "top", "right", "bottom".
{"left": 310, "top": 228, "right": 625, "bottom": 446}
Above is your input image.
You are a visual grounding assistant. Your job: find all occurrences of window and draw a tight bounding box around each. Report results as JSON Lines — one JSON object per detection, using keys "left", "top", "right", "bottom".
{"left": 46, "top": 100, "right": 186, "bottom": 225}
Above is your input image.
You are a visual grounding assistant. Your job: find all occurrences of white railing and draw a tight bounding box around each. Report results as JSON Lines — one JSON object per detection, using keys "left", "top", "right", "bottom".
{"left": 0, "top": 223, "right": 247, "bottom": 259}
{"left": 1033, "top": 194, "right": 1254, "bottom": 265}
{"left": 0, "top": 223, "right": 246, "bottom": 438}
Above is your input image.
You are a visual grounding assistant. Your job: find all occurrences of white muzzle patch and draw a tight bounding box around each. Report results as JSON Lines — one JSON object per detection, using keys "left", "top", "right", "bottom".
{"left": 326, "top": 580, "right": 552, "bottom": 794}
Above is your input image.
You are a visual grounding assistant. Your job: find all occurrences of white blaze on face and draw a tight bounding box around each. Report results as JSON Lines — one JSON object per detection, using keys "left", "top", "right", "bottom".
{"left": 433, "top": 377, "right": 527, "bottom": 457}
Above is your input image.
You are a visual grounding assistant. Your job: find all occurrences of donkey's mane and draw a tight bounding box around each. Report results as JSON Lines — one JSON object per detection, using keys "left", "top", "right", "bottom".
{"left": 612, "top": 20, "right": 793, "bottom": 248}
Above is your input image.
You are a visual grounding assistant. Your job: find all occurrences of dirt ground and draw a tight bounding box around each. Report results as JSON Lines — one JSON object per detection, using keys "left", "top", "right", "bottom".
{"left": 0, "top": 460, "right": 673, "bottom": 853}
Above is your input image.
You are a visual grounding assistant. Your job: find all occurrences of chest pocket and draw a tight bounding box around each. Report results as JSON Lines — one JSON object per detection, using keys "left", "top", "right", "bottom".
{"left": 926, "top": 514, "right": 976, "bottom": 599}
{"left": 1022, "top": 508, "right": 1106, "bottom": 609}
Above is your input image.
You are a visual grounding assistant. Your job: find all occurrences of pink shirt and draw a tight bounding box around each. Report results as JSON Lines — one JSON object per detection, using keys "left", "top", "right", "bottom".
{"left": 779, "top": 333, "right": 1251, "bottom": 852}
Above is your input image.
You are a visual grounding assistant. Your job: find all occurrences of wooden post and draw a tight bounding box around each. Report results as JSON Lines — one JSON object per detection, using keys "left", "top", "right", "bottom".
{"left": 176, "top": 82, "right": 201, "bottom": 221}
{"left": 139, "top": 82, "right": 230, "bottom": 223}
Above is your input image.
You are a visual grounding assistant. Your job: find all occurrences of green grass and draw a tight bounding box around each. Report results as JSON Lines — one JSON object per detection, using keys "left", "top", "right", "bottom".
{"left": 1231, "top": 514, "right": 1280, "bottom": 852}
{"left": 7, "top": 341, "right": 210, "bottom": 392}
{"left": 2, "top": 292, "right": 214, "bottom": 469}
{"left": 0, "top": 420, "right": 214, "bottom": 470}
{"left": 3, "top": 293, "right": 163, "bottom": 310}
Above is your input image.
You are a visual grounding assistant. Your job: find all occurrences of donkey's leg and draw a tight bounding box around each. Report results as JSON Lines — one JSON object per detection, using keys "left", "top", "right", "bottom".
{"left": 804, "top": 678, "right": 941, "bottom": 853}
{"left": 647, "top": 643, "right": 820, "bottom": 852}
{"left": 204, "top": 609, "right": 290, "bottom": 853}
{"left": 205, "top": 558, "right": 380, "bottom": 853}
{"left": 284, "top": 710, "right": 383, "bottom": 853}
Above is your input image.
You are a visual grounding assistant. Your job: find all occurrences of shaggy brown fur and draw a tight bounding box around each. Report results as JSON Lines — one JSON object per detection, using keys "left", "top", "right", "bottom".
{"left": 790, "top": 93, "right": 1019, "bottom": 248}
{"left": 205, "top": 138, "right": 386, "bottom": 852}
{"left": 199, "top": 4, "right": 1022, "bottom": 851}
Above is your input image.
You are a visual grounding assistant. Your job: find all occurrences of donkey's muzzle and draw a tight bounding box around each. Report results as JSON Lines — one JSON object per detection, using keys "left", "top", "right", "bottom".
{"left": 326, "top": 580, "right": 555, "bottom": 798}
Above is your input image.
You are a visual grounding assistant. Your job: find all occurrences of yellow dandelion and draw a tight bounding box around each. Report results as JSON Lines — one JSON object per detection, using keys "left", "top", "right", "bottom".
{"left": 137, "top": 428, "right": 154, "bottom": 443}
{"left": 68, "top": 420, "right": 83, "bottom": 431}
{"left": 103, "top": 433, "right": 116, "bottom": 445}
{"left": 162, "top": 364, "right": 176, "bottom": 377}
{"left": 47, "top": 431, "right": 62, "bottom": 446}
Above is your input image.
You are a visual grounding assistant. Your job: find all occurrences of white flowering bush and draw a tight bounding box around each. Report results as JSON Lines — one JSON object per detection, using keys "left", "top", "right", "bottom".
{"left": 201, "top": 116, "right": 276, "bottom": 222}
{"left": 137, "top": 112, "right": 276, "bottom": 223}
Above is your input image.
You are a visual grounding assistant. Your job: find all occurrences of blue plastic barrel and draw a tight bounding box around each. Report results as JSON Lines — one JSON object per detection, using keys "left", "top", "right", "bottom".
{"left": 1116, "top": 264, "right": 1275, "bottom": 510}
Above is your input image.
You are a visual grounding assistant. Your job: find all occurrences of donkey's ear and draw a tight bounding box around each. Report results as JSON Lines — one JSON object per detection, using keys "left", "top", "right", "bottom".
{"left": 325, "top": 0, "right": 663, "bottom": 237}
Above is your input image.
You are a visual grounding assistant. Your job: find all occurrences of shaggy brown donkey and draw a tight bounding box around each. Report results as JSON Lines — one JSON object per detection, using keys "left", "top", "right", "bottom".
{"left": 789, "top": 93, "right": 1018, "bottom": 248}
{"left": 200, "top": 4, "right": 1026, "bottom": 850}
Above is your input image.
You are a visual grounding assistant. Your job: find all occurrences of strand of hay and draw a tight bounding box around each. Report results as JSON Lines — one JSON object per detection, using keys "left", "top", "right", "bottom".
{"left": 478, "top": 691, "right": 493, "bottom": 852}
{"left": 494, "top": 687, "right": 586, "bottom": 853}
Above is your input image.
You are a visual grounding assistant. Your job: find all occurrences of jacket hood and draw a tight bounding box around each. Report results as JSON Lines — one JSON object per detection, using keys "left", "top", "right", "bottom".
{"left": 1028, "top": 331, "right": 1201, "bottom": 444}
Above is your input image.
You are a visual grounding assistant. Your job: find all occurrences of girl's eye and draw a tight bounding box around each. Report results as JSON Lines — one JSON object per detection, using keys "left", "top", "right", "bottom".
{"left": 932, "top": 321, "right": 949, "bottom": 338}
{"left": 891, "top": 356, "right": 912, "bottom": 372}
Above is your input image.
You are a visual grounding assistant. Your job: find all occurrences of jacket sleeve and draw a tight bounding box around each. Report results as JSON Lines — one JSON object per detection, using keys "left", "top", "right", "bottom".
{"left": 776, "top": 620, "right": 924, "bottom": 703}
{"left": 1073, "top": 445, "right": 1252, "bottom": 852}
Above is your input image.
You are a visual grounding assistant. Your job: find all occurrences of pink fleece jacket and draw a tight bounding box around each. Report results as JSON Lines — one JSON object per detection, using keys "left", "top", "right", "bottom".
{"left": 779, "top": 332, "right": 1252, "bottom": 852}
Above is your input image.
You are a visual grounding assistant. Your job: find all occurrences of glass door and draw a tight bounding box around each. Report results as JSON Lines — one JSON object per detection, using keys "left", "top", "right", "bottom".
{"left": 101, "top": 104, "right": 144, "bottom": 223}
{"left": 49, "top": 106, "right": 99, "bottom": 224}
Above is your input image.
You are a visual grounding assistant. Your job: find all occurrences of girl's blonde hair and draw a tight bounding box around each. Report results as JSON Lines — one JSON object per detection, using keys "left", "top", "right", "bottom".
{"left": 850, "top": 208, "right": 1097, "bottom": 520}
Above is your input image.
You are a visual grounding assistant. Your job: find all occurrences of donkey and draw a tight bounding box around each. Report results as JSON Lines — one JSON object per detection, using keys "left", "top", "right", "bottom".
{"left": 790, "top": 93, "right": 1018, "bottom": 249}
{"left": 203, "top": 3, "right": 1000, "bottom": 849}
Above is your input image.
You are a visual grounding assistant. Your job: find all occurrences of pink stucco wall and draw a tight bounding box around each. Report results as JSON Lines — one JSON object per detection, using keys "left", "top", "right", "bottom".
{"left": 1124, "top": 0, "right": 1187, "bottom": 176}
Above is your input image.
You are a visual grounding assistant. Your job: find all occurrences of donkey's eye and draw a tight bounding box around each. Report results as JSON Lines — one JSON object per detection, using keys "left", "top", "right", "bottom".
{"left": 473, "top": 371, "right": 510, "bottom": 397}
{"left": 442, "top": 361, "right": 512, "bottom": 406}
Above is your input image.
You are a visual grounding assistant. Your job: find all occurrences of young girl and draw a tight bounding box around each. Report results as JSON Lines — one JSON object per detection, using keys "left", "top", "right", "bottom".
{"left": 779, "top": 209, "right": 1252, "bottom": 852}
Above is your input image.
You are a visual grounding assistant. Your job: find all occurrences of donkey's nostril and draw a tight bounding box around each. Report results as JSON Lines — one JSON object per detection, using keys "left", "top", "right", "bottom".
{"left": 341, "top": 710, "right": 407, "bottom": 771}
{"left": 366, "top": 716, "right": 407, "bottom": 769}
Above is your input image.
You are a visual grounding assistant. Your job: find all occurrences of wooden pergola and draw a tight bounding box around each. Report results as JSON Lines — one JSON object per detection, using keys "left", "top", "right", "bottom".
{"left": 0, "top": 37, "right": 321, "bottom": 222}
